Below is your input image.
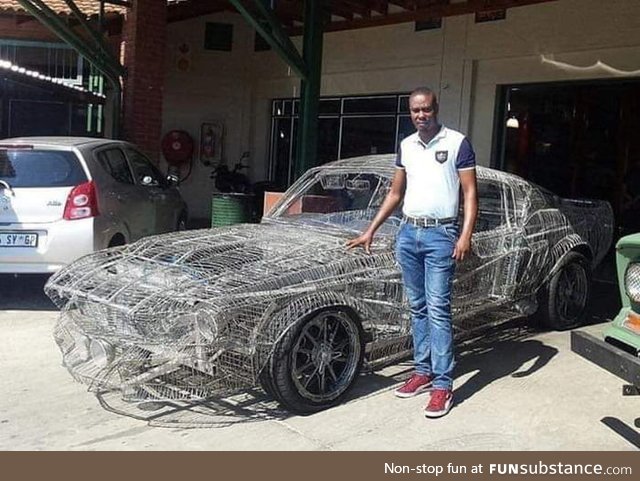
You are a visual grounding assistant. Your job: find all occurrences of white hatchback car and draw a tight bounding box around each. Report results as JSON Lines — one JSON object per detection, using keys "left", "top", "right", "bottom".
{"left": 0, "top": 137, "right": 188, "bottom": 274}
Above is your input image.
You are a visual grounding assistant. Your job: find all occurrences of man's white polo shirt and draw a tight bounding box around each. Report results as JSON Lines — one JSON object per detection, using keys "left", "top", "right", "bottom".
{"left": 396, "top": 126, "right": 476, "bottom": 219}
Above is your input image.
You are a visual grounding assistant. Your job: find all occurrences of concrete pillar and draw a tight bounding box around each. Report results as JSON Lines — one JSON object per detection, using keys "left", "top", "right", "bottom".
{"left": 122, "top": 0, "right": 166, "bottom": 160}
{"left": 437, "top": 15, "right": 471, "bottom": 133}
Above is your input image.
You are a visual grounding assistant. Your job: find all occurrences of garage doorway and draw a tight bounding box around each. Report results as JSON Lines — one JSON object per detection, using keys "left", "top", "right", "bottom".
{"left": 494, "top": 79, "right": 640, "bottom": 238}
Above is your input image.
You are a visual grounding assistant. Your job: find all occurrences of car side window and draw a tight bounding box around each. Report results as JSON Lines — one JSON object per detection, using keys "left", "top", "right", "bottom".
{"left": 125, "top": 148, "right": 164, "bottom": 187}
{"left": 476, "top": 180, "right": 513, "bottom": 232}
{"left": 96, "top": 148, "right": 134, "bottom": 185}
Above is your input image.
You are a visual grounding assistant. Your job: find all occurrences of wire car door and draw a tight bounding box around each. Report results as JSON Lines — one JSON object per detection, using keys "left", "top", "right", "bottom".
{"left": 452, "top": 179, "right": 524, "bottom": 317}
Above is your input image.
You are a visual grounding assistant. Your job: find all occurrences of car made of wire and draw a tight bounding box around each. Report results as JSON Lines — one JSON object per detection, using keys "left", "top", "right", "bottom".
{"left": 45, "top": 154, "right": 613, "bottom": 415}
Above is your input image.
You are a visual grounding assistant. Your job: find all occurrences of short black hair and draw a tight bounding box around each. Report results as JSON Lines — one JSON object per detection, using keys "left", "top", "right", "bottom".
{"left": 409, "top": 86, "right": 438, "bottom": 105}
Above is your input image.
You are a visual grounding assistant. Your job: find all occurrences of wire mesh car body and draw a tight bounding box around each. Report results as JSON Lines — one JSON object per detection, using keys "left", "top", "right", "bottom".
{"left": 45, "top": 154, "right": 614, "bottom": 414}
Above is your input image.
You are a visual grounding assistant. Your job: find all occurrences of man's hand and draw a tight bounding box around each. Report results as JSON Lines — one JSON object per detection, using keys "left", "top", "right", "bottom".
{"left": 346, "top": 231, "right": 374, "bottom": 254}
{"left": 452, "top": 235, "right": 471, "bottom": 261}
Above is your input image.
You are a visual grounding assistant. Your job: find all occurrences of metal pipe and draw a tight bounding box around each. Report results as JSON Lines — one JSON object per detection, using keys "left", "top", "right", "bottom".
{"left": 18, "top": 0, "right": 123, "bottom": 78}
{"left": 248, "top": 0, "right": 304, "bottom": 65}
{"left": 63, "top": 0, "right": 116, "bottom": 63}
{"left": 295, "top": 0, "right": 324, "bottom": 178}
{"left": 16, "top": 0, "right": 123, "bottom": 137}
{"left": 228, "top": 0, "right": 307, "bottom": 79}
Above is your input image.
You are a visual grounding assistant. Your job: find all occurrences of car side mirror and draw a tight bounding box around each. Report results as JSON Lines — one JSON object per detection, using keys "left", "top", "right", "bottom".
{"left": 166, "top": 173, "right": 179, "bottom": 186}
{"left": 166, "top": 165, "right": 180, "bottom": 186}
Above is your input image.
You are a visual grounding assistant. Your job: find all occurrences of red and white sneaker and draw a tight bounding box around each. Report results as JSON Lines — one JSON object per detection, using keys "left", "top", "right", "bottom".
{"left": 394, "top": 373, "right": 432, "bottom": 398}
{"left": 424, "top": 389, "right": 453, "bottom": 418}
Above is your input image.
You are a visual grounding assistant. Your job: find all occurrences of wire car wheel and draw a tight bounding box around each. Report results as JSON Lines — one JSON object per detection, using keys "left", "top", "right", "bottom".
{"left": 264, "top": 307, "right": 363, "bottom": 413}
{"left": 556, "top": 262, "right": 589, "bottom": 321}
{"left": 538, "top": 251, "right": 592, "bottom": 330}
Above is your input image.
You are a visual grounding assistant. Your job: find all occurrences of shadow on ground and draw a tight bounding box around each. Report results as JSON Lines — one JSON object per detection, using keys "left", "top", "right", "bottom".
{"left": 0, "top": 274, "right": 56, "bottom": 310}
{"left": 600, "top": 417, "right": 640, "bottom": 449}
{"left": 454, "top": 321, "right": 557, "bottom": 407}
{"left": 93, "top": 317, "right": 558, "bottom": 428}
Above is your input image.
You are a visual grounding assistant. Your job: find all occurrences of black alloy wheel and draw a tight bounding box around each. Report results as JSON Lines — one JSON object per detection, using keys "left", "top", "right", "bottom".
{"left": 263, "top": 307, "right": 364, "bottom": 413}
{"left": 538, "top": 251, "right": 592, "bottom": 330}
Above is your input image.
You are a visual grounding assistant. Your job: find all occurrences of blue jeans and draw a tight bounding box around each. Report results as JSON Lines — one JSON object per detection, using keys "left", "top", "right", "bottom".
{"left": 396, "top": 222, "right": 458, "bottom": 390}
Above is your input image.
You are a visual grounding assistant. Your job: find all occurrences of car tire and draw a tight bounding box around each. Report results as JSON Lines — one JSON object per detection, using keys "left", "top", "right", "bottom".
{"left": 537, "top": 251, "right": 592, "bottom": 330}
{"left": 262, "top": 307, "right": 364, "bottom": 414}
{"left": 108, "top": 234, "right": 126, "bottom": 248}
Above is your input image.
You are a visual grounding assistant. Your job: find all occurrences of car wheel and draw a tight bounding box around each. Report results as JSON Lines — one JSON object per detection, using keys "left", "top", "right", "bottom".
{"left": 263, "top": 307, "right": 364, "bottom": 414}
{"left": 108, "top": 234, "right": 126, "bottom": 247}
{"left": 537, "top": 251, "right": 592, "bottom": 330}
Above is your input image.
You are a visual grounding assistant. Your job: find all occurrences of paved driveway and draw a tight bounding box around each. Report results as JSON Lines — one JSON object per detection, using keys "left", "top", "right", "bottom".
{"left": 0, "top": 275, "right": 638, "bottom": 450}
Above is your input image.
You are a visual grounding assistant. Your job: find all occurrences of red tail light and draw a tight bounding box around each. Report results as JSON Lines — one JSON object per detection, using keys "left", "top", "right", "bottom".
{"left": 63, "top": 181, "right": 99, "bottom": 220}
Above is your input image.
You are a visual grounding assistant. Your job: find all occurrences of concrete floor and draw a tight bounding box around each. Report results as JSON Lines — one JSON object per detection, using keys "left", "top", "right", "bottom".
{"left": 1, "top": 275, "right": 639, "bottom": 451}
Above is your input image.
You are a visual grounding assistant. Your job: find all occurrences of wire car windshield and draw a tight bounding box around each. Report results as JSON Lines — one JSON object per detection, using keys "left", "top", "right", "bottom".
{"left": 270, "top": 171, "right": 402, "bottom": 233}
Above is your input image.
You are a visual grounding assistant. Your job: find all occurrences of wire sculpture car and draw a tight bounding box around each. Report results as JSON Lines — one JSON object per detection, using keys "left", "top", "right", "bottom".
{"left": 45, "top": 154, "right": 614, "bottom": 415}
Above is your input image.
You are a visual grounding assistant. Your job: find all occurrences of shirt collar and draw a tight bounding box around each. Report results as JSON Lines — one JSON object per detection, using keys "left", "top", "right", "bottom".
{"left": 412, "top": 125, "right": 447, "bottom": 148}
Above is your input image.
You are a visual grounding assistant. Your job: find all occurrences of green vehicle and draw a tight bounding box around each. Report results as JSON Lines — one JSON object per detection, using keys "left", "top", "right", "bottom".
{"left": 572, "top": 233, "right": 640, "bottom": 393}
{"left": 604, "top": 233, "right": 640, "bottom": 355}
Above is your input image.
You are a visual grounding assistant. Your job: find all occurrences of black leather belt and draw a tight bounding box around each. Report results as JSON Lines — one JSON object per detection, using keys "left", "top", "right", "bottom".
{"left": 401, "top": 215, "right": 458, "bottom": 228}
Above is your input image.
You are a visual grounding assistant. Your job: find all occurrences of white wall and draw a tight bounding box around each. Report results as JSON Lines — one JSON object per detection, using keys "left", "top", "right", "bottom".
{"left": 162, "top": 12, "right": 255, "bottom": 219}
{"left": 464, "top": 0, "right": 640, "bottom": 168}
{"left": 163, "top": 0, "right": 640, "bottom": 220}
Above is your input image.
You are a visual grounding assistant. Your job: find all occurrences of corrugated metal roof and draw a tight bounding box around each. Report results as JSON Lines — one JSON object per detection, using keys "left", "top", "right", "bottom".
{"left": 0, "top": 1, "right": 125, "bottom": 16}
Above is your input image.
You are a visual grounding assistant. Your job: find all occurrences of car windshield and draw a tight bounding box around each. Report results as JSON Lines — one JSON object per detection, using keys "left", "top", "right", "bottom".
{"left": 268, "top": 170, "right": 401, "bottom": 233}
{"left": 0, "top": 149, "right": 86, "bottom": 188}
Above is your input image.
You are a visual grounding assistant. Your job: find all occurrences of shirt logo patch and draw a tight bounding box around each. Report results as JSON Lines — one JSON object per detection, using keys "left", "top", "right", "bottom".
{"left": 435, "top": 151, "right": 449, "bottom": 164}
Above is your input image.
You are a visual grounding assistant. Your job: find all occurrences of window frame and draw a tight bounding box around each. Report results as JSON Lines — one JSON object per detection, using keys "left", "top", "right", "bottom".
{"left": 95, "top": 146, "right": 135, "bottom": 186}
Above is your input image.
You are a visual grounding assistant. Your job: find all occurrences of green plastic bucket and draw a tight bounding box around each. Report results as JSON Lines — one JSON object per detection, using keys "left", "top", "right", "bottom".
{"left": 211, "top": 193, "right": 253, "bottom": 227}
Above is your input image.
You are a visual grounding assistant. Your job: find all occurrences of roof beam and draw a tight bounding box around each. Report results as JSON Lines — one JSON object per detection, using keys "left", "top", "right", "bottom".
{"left": 367, "top": 0, "right": 389, "bottom": 15}
{"left": 328, "top": 1, "right": 355, "bottom": 20}
{"left": 316, "top": 0, "right": 558, "bottom": 33}
{"left": 167, "top": 0, "right": 229, "bottom": 23}
{"left": 102, "top": 0, "right": 131, "bottom": 7}
{"left": 229, "top": 0, "right": 308, "bottom": 79}
{"left": 388, "top": 1, "right": 416, "bottom": 10}
{"left": 274, "top": 0, "right": 304, "bottom": 23}
{"left": 63, "top": 0, "right": 113, "bottom": 61}
{"left": 333, "top": 1, "right": 372, "bottom": 18}
{"left": 16, "top": 0, "right": 123, "bottom": 78}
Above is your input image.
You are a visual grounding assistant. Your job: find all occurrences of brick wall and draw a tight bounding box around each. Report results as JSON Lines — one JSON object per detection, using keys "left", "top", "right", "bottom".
{"left": 121, "top": 0, "right": 166, "bottom": 161}
{"left": 0, "top": 14, "right": 59, "bottom": 41}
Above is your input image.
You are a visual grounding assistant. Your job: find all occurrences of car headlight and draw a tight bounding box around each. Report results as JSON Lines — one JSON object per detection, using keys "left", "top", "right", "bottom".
{"left": 71, "top": 331, "right": 91, "bottom": 363}
{"left": 89, "top": 339, "right": 115, "bottom": 368}
{"left": 625, "top": 262, "right": 640, "bottom": 303}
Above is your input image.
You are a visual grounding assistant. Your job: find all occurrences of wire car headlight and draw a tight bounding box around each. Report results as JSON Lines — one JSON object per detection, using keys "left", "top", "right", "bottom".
{"left": 89, "top": 339, "right": 115, "bottom": 368}
{"left": 625, "top": 262, "right": 640, "bottom": 304}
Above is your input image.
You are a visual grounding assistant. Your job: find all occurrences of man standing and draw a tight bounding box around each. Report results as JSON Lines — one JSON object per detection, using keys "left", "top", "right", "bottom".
{"left": 347, "top": 87, "right": 478, "bottom": 418}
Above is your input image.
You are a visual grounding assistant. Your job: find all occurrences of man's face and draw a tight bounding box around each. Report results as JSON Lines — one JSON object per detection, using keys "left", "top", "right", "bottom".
{"left": 409, "top": 93, "right": 438, "bottom": 133}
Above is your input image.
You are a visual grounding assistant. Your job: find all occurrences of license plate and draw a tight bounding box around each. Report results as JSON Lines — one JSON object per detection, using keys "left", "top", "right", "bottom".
{"left": 0, "top": 232, "right": 38, "bottom": 247}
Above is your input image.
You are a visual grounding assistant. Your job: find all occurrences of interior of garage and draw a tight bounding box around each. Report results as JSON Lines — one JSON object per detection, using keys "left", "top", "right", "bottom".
{"left": 497, "top": 79, "right": 640, "bottom": 238}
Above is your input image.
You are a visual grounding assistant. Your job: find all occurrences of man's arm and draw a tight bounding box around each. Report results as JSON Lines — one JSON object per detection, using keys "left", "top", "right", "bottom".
{"left": 453, "top": 169, "right": 478, "bottom": 261}
{"left": 346, "top": 168, "right": 406, "bottom": 254}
